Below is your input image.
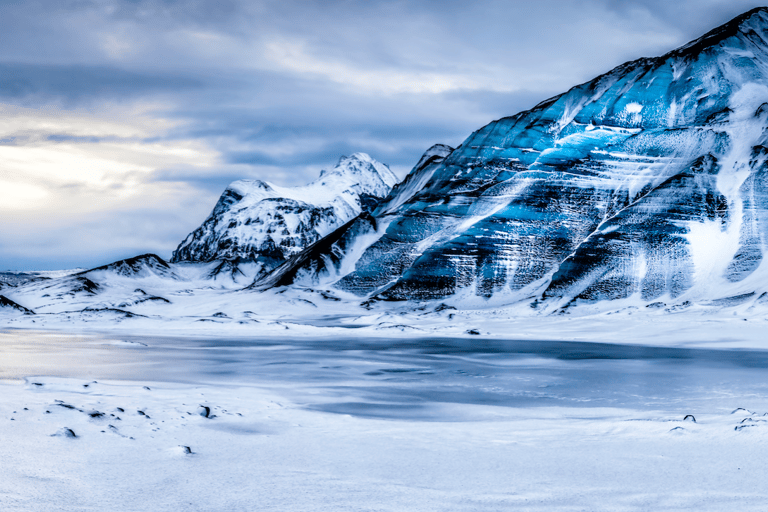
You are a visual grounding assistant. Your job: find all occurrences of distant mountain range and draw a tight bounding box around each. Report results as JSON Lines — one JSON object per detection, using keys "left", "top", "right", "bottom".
{"left": 6, "top": 8, "right": 768, "bottom": 327}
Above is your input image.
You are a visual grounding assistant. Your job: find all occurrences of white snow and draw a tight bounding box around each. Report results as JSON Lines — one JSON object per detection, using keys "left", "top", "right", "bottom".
{"left": 2, "top": 328, "right": 768, "bottom": 510}
{"left": 685, "top": 219, "right": 739, "bottom": 289}
{"left": 4, "top": 257, "right": 768, "bottom": 511}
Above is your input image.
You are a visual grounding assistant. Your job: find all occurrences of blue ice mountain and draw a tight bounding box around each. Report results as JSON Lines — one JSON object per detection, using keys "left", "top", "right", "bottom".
{"left": 256, "top": 8, "right": 768, "bottom": 310}
{"left": 171, "top": 153, "right": 398, "bottom": 276}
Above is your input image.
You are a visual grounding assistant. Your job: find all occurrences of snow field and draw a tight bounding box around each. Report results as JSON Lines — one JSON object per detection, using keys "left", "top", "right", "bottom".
{"left": 2, "top": 374, "right": 768, "bottom": 511}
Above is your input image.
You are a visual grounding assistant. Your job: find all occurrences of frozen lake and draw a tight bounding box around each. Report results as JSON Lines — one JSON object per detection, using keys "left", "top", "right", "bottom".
{"left": 4, "top": 329, "right": 768, "bottom": 511}
{"left": 4, "top": 330, "right": 768, "bottom": 418}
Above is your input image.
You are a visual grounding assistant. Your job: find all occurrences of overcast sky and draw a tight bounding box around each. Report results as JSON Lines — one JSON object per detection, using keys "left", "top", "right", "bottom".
{"left": 1, "top": 0, "right": 765, "bottom": 270}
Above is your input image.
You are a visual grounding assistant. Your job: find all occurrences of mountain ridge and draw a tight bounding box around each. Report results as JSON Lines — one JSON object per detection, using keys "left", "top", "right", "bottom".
{"left": 251, "top": 7, "right": 768, "bottom": 312}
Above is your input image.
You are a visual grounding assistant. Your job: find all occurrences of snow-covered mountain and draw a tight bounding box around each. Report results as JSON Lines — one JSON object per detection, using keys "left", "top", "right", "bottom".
{"left": 11, "top": 8, "right": 768, "bottom": 332}
{"left": 255, "top": 8, "right": 768, "bottom": 312}
{"left": 171, "top": 153, "right": 398, "bottom": 274}
{"left": 254, "top": 143, "right": 455, "bottom": 291}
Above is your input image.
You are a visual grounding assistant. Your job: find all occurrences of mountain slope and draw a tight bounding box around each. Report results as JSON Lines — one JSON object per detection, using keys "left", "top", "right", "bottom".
{"left": 0, "top": 295, "right": 35, "bottom": 315}
{"left": 256, "top": 8, "right": 768, "bottom": 311}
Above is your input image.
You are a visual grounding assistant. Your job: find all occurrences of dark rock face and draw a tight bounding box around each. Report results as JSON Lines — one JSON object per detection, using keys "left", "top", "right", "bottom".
{"left": 0, "top": 295, "right": 35, "bottom": 314}
{"left": 257, "top": 9, "right": 768, "bottom": 309}
{"left": 250, "top": 213, "right": 379, "bottom": 291}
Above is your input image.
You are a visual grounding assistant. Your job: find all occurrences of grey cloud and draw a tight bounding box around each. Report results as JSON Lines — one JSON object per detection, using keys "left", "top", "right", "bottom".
{"left": 0, "top": 63, "right": 202, "bottom": 106}
{"left": 108, "top": 0, "right": 241, "bottom": 25}
{"left": 597, "top": 0, "right": 768, "bottom": 35}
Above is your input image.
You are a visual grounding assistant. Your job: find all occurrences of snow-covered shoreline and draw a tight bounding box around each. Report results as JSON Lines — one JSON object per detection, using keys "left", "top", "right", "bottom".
{"left": 4, "top": 302, "right": 768, "bottom": 350}
{"left": 5, "top": 253, "right": 768, "bottom": 352}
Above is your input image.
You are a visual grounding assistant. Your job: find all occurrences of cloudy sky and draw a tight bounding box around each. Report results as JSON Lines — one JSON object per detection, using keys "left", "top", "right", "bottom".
{"left": 1, "top": 0, "right": 765, "bottom": 270}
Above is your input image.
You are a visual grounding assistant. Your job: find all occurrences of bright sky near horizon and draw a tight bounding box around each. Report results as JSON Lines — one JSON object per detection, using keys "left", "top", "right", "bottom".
{"left": 0, "top": 0, "right": 764, "bottom": 270}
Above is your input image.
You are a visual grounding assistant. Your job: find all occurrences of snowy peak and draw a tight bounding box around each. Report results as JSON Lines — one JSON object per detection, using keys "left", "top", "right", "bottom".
{"left": 81, "top": 254, "right": 175, "bottom": 279}
{"left": 669, "top": 7, "right": 768, "bottom": 58}
{"left": 225, "top": 180, "right": 273, "bottom": 201}
{"left": 315, "top": 152, "right": 399, "bottom": 199}
{"left": 322, "top": 153, "right": 398, "bottom": 183}
{"left": 171, "top": 153, "right": 398, "bottom": 272}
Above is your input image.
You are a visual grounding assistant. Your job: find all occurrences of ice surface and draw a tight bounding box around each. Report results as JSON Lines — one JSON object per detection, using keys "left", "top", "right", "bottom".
{"left": 3, "top": 330, "right": 768, "bottom": 510}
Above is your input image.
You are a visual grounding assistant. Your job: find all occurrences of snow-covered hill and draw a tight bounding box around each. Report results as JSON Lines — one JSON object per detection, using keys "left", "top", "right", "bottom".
{"left": 171, "top": 153, "right": 398, "bottom": 276}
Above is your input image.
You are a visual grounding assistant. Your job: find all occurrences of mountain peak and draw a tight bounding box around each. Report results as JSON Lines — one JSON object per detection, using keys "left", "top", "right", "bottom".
{"left": 413, "top": 144, "right": 454, "bottom": 172}
{"left": 340, "top": 152, "right": 374, "bottom": 164}
{"left": 320, "top": 152, "right": 399, "bottom": 188}
{"left": 172, "top": 153, "right": 399, "bottom": 267}
{"left": 667, "top": 7, "right": 768, "bottom": 58}
{"left": 228, "top": 179, "right": 272, "bottom": 197}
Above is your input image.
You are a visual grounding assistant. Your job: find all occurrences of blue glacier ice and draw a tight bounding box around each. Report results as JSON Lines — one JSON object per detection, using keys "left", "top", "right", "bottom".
{"left": 258, "top": 8, "right": 768, "bottom": 311}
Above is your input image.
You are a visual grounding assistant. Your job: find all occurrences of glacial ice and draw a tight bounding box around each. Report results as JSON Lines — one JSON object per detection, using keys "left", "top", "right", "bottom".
{"left": 258, "top": 7, "right": 768, "bottom": 311}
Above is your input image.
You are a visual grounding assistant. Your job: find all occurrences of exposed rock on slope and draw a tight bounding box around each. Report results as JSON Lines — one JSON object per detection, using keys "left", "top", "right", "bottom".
{"left": 0, "top": 295, "right": 35, "bottom": 315}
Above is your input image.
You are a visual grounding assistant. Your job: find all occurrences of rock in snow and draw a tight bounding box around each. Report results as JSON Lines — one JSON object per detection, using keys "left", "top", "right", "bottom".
{"left": 51, "top": 427, "right": 77, "bottom": 438}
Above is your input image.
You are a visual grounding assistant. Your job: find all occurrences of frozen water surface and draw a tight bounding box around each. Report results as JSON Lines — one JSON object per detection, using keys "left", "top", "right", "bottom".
{"left": 3, "top": 329, "right": 768, "bottom": 510}
{"left": 4, "top": 330, "right": 768, "bottom": 417}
